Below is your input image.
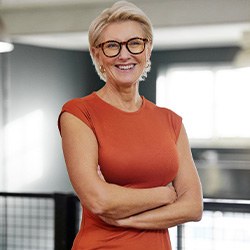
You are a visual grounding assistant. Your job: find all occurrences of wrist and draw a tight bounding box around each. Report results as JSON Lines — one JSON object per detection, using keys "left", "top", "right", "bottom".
{"left": 160, "top": 186, "right": 171, "bottom": 204}
{"left": 165, "top": 185, "right": 177, "bottom": 204}
{"left": 118, "top": 216, "right": 134, "bottom": 228}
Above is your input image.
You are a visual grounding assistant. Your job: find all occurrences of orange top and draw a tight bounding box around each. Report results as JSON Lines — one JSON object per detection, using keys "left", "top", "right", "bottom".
{"left": 59, "top": 92, "right": 182, "bottom": 250}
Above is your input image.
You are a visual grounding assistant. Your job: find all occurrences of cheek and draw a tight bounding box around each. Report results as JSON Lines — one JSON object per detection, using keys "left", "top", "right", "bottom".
{"left": 140, "top": 54, "right": 148, "bottom": 67}
{"left": 98, "top": 55, "right": 105, "bottom": 66}
{"left": 145, "top": 45, "right": 152, "bottom": 61}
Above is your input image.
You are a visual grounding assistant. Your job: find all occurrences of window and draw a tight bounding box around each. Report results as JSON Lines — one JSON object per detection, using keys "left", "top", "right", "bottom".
{"left": 156, "top": 66, "right": 250, "bottom": 147}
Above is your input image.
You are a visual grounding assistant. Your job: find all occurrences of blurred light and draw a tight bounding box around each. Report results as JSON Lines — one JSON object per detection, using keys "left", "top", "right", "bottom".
{"left": 0, "top": 41, "right": 14, "bottom": 53}
{"left": 157, "top": 66, "right": 250, "bottom": 146}
{"left": 156, "top": 68, "right": 214, "bottom": 139}
{"left": 4, "top": 110, "right": 44, "bottom": 190}
{"left": 0, "top": 17, "right": 14, "bottom": 53}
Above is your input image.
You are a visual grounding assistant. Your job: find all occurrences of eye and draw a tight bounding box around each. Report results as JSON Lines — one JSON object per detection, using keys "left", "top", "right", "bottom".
{"left": 104, "top": 41, "right": 120, "bottom": 49}
{"left": 128, "top": 39, "right": 143, "bottom": 47}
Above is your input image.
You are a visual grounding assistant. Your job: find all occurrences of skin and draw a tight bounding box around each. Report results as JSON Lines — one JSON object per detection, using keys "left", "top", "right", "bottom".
{"left": 60, "top": 20, "right": 203, "bottom": 229}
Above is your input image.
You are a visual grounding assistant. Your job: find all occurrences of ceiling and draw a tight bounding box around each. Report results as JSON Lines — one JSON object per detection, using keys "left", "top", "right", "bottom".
{"left": 1, "top": 0, "right": 250, "bottom": 51}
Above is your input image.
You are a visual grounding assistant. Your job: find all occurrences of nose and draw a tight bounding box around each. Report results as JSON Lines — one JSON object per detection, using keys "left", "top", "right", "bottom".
{"left": 118, "top": 44, "right": 130, "bottom": 59}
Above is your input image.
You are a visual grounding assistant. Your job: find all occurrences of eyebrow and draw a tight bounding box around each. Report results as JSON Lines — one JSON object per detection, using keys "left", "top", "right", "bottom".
{"left": 102, "top": 36, "right": 144, "bottom": 43}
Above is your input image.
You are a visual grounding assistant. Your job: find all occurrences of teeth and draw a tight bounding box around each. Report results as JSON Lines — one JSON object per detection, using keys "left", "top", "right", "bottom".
{"left": 118, "top": 64, "right": 134, "bottom": 70}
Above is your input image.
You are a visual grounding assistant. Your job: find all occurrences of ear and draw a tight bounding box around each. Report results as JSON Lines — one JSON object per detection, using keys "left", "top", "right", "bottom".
{"left": 91, "top": 46, "right": 103, "bottom": 65}
{"left": 91, "top": 46, "right": 98, "bottom": 60}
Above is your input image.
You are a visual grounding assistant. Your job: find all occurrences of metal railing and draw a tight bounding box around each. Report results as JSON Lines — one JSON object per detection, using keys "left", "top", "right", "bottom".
{"left": 0, "top": 192, "right": 80, "bottom": 250}
{"left": 1, "top": 193, "right": 250, "bottom": 250}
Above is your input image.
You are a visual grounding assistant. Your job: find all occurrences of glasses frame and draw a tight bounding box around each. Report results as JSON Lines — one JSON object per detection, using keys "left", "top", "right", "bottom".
{"left": 96, "top": 37, "right": 149, "bottom": 58}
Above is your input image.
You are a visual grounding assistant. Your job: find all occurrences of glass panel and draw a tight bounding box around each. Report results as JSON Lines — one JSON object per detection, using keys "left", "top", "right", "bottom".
{"left": 215, "top": 67, "right": 250, "bottom": 137}
{"left": 157, "top": 68, "right": 214, "bottom": 139}
{"left": 156, "top": 66, "right": 250, "bottom": 144}
{"left": 183, "top": 210, "right": 250, "bottom": 250}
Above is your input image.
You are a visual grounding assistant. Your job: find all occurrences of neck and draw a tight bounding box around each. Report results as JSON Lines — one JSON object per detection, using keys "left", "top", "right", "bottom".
{"left": 96, "top": 83, "right": 142, "bottom": 112}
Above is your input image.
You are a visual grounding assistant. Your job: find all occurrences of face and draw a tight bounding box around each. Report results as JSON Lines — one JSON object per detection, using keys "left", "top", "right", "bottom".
{"left": 92, "top": 21, "right": 151, "bottom": 87}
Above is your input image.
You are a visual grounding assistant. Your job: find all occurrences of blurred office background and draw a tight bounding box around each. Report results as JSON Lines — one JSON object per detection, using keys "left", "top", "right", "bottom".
{"left": 0, "top": 0, "right": 250, "bottom": 249}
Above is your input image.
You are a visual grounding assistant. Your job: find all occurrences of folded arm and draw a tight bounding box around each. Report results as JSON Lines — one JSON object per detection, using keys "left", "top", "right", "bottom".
{"left": 101, "top": 125, "right": 203, "bottom": 229}
{"left": 60, "top": 112, "right": 177, "bottom": 219}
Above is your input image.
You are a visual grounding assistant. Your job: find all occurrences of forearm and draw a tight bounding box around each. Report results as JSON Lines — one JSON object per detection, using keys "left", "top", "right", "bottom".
{"left": 104, "top": 189, "right": 203, "bottom": 230}
{"left": 92, "top": 181, "right": 176, "bottom": 219}
{"left": 124, "top": 194, "right": 202, "bottom": 229}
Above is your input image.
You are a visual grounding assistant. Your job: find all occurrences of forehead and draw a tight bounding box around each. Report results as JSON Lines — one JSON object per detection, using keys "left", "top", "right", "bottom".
{"left": 101, "top": 20, "right": 144, "bottom": 41}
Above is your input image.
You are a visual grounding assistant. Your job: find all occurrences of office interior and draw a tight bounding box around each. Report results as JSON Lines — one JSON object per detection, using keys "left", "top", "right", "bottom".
{"left": 0, "top": 0, "right": 250, "bottom": 249}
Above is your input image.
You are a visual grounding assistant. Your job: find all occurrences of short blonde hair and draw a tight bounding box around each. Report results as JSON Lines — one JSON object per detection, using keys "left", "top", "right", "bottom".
{"left": 88, "top": 1, "right": 153, "bottom": 81}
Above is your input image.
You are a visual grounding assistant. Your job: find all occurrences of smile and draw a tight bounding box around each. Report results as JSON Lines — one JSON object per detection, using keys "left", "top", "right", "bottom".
{"left": 116, "top": 64, "right": 135, "bottom": 70}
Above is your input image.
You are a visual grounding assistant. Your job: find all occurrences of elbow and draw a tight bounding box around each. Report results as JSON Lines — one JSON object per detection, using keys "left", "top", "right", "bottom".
{"left": 87, "top": 196, "right": 109, "bottom": 216}
{"left": 77, "top": 183, "right": 118, "bottom": 218}
{"left": 90, "top": 198, "right": 121, "bottom": 219}
{"left": 86, "top": 191, "right": 114, "bottom": 217}
{"left": 88, "top": 203, "right": 105, "bottom": 216}
{"left": 190, "top": 201, "right": 203, "bottom": 222}
{"left": 192, "top": 210, "right": 203, "bottom": 222}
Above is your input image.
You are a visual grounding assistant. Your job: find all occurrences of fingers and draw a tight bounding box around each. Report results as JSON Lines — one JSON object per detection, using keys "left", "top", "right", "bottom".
{"left": 167, "top": 185, "right": 178, "bottom": 204}
{"left": 97, "top": 165, "right": 106, "bottom": 181}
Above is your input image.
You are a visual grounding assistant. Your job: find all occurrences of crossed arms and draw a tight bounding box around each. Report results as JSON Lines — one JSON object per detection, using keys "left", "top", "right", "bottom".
{"left": 60, "top": 112, "right": 203, "bottom": 230}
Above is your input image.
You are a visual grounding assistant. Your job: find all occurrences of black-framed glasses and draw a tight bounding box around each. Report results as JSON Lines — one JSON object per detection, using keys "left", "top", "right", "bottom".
{"left": 96, "top": 37, "right": 148, "bottom": 58}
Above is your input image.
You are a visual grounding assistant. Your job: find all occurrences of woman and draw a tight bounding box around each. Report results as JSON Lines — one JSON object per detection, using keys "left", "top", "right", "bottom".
{"left": 58, "top": 1, "right": 203, "bottom": 249}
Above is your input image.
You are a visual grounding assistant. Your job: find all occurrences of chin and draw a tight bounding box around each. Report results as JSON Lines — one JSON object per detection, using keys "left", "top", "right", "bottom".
{"left": 117, "top": 78, "right": 139, "bottom": 86}
{"left": 113, "top": 74, "right": 142, "bottom": 86}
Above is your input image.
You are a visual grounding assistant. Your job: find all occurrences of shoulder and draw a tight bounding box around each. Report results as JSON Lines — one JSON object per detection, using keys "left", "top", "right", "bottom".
{"left": 144, "top": 98, "right": 182, "bottom": 121}
{"left": 62, "top": 92, "right": 96, "bottom": 110}
{"left": 144, "top": 98, "right": 182, "bottom": 141}
{"left": 58, "top": 93, "right": 97, "bottom": 133}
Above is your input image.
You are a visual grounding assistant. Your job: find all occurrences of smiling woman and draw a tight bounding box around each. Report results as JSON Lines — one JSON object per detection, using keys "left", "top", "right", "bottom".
{"left": 58, "top": 1, "right": 203, "bottom": 250}
{"left": 91, "top": 20, "right": 151, "bottom": 92}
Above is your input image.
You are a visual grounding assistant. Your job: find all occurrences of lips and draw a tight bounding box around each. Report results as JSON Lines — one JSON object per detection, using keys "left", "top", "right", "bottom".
{"left": 116, "top": 64, "right": 135, "bottom": 70}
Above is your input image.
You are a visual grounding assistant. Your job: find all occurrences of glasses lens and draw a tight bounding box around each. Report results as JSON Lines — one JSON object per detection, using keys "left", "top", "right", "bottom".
{"left": 103, "top": 41, "right": 120, "bottom": 57}
{"left": 127, "top": 38, "right": 145, "bottom": 54}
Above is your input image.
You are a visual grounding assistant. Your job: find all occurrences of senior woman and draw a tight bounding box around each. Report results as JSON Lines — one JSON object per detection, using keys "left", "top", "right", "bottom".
{"left": 58, "top": 1, "right": 203, "bottom": 249}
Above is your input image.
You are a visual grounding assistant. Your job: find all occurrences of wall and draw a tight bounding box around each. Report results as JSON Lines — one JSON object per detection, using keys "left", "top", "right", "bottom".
{"left": 1, "top": 44, "right": 102, "bottom": 192}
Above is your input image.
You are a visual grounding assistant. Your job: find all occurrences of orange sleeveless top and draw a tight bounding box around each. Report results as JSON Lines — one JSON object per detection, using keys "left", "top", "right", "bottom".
{"left": 59, "top": 92, "right": 182, "bottom": 250}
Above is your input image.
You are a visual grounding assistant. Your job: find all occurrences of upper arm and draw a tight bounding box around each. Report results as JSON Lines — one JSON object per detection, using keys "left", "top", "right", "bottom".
{"left": 173, "top": 124, "right": 203, "bottom": 202}
{"left": 60, "top": 112, "right": 105, "bottom": 212}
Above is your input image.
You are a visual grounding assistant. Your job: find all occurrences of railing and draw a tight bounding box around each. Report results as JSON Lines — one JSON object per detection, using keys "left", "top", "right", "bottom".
{"left": 171, "top": 198, "right": 250, "bottom": 250}
{"left": 1, "top": 193, "right": 250, "bottom": 250}
{"left": 0, "top": 192, "right": 80, "bottom": 250}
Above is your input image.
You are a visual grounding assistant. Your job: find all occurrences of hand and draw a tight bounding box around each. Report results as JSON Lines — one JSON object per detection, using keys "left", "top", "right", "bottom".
{"left": 166, "top": 184, "right": 177, "bottom": 204}
{"left": 99, "top": 215, "right": 130, "bottom": 228}
{"left": 99, "top": 215, "right": 119, "bottom": 226}
{"left": 97, "top": 165, "right": 106, "bottom": 181}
